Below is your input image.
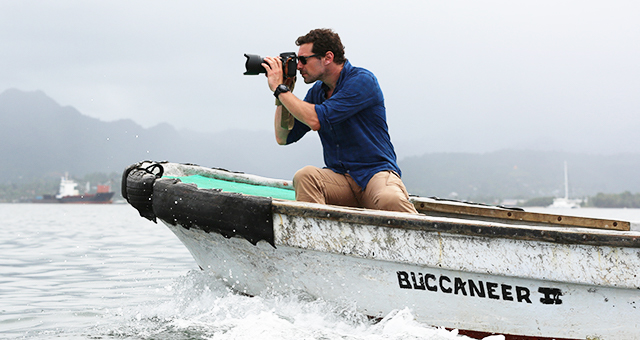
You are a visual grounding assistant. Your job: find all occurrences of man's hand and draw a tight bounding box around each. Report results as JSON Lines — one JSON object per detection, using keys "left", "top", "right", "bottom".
{"left": 262, "top": 57, "right": 284, "bottom": 93}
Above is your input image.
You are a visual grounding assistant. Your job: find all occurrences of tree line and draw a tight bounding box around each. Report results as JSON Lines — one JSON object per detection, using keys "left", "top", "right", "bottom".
{"left": 2, "top": 171, "right": 639, "bottom": 209}
{"left": 584, "top": 192, "right": 640, "bottom": 208}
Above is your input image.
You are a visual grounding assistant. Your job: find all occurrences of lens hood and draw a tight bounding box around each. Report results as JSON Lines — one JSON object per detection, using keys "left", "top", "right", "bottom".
{"left": 244, "top": 54, "right": 266, "bottom": 75}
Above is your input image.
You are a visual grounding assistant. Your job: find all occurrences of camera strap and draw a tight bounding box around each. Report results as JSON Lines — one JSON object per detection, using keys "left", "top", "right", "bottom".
{"left": 277, "top": 76, "right": 296, "bottom": 130}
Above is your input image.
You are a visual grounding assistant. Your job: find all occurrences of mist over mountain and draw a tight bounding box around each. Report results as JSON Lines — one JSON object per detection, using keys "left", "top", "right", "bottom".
{"left": 0, "top": 89, "right": 323, "bottom": 184}
{"left": 1, "top": 88, "right": 638, "bottom": 200}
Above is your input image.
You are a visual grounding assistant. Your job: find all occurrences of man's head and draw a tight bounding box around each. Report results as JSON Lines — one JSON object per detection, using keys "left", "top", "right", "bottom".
{"left": 295, "top": 28, "right": 346, "bottom": 65}
{"left": 295, "top": 29, "right": 346, "bottom": 85}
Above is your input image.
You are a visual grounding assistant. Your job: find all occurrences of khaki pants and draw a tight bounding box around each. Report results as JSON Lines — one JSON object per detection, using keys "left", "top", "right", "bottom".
{"left": 292, "top": 165, "right": 418, "bottom": 214}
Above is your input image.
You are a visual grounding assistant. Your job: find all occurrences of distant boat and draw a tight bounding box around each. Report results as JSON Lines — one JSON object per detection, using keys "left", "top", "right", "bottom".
{"left": 32, "top": 174, "right": 114, "bottom": 204}
{"left": 548, "top": 161, "right": 581, "bottom": 208}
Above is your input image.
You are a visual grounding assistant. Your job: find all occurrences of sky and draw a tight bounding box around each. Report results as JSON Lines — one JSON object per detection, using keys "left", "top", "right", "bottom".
{"left": 2, "top": 1, "right": 639, "bottom": 157}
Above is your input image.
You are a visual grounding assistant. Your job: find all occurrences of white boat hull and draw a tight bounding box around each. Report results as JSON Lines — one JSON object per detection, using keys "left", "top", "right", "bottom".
{"left": 122, "top": 161, "right": 640, "bottom": 339}
{"left": 164, "top": 205, "right": 640, "bottom": 339}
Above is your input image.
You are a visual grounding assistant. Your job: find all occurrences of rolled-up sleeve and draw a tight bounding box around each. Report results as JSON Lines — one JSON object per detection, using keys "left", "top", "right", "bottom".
{"left": 285, "top": 118, "right": 311, "bottom": 144}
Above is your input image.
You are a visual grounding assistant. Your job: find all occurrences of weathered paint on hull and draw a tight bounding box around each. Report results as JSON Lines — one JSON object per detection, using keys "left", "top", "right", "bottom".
{"left": 163, "top": 210, "right": 640, "bottom": 340}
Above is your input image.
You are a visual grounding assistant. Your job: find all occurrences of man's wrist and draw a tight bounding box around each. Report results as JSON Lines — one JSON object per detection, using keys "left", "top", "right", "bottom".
{"left": 273, "top": 84, "right": 290, "bottom": 99}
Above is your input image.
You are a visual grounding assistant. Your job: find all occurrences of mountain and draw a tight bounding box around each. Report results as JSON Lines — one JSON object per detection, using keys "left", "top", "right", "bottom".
{"left": 1, "top": 88, "right": 638, "bottom": 201}
{"left": 0, "top": 89, "right": 323, "bottom": 184}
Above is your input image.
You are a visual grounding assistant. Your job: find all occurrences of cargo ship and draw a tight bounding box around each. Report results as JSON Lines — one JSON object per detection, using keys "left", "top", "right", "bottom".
{"left": 32, "top": 175, "right": 114, "bottom": 204}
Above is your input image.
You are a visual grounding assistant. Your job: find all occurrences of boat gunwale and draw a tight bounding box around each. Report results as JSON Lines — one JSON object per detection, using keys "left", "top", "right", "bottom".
{"left": 159, "top": 161, "right": 295, "bottom": 191}
{"left": 271, "top": 199, "right": 640, "bottom": 249}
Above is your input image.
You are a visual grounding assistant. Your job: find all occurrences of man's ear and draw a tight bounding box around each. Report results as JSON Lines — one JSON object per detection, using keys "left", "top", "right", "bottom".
{"left": 324, "top": 51, "right": 334, "bottom": 65}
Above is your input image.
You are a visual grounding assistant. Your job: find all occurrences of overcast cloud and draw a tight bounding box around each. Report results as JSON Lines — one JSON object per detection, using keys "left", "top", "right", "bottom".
{"left": 1, "top": 0, "right": 639, "bottom": 157}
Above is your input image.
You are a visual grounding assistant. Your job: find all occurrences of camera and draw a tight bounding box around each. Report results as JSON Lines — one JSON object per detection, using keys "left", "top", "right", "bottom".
{"left": 244, "top": 52, "right": 297, "bottom": 78}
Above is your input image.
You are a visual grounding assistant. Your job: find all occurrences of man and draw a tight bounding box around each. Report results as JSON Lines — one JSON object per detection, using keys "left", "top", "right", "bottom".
{"left": 263, "top": 28, "right": 417, "bottom": 214}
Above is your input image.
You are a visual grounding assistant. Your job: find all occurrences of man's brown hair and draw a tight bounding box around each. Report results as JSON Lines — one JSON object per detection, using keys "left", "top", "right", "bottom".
{"left": 296, "top": 28, "right": 346, "bottom": 65}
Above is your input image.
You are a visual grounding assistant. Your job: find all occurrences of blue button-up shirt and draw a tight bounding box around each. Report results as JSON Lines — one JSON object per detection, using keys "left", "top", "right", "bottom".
{"left": 286, "top": 60, "right": 401, "bottom": 189}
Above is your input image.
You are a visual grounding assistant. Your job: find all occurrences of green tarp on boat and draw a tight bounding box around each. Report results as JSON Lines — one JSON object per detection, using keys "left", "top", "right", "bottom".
{"left": 166, "top": 175, "right": 296, "bottom": 201}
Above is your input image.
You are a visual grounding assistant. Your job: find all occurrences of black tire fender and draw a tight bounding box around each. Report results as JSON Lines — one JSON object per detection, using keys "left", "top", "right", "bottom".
{"left": 122, "top": 162, "right": 164, "bottom": 222}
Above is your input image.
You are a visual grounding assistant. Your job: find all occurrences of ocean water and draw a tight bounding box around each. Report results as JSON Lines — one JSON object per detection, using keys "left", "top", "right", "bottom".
{"left": 1, "top": 204, "right": 639, "bottom": 340}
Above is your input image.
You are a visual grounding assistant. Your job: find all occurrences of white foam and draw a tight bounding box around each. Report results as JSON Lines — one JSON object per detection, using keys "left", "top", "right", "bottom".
{"left": 106, "top": 270, "right": 500, "bottom": 339}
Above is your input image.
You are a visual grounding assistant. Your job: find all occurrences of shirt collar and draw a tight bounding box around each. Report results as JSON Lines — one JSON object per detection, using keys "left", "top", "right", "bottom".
{"left": 320, "top": 60, "right": 351, "bottom": 94}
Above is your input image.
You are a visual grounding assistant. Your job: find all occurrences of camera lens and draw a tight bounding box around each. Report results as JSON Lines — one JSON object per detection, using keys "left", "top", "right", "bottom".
{"left": 244, "top": 54, "right": 266, "bottom": 75}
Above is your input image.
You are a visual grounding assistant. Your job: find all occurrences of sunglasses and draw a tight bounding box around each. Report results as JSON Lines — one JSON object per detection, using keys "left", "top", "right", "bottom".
{"left": 298, "top": 54, "right": 321, "bottom": 65}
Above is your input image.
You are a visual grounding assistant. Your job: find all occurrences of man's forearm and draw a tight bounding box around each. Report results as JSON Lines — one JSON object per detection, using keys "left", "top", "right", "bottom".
{"left": 274, "top": 105, "right": 290, "bottom": 145}
{"left": 277, "top": 92, "right": 321, "bottom": 131}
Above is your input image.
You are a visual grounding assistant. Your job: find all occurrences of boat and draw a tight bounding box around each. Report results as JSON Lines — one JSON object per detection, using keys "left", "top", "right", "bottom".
{"left": 548, "top": 161, "right": 581, "bottom": 209}
{"left": 32, "top": 174, "right": 114, "bottom": 204}
{"left": 122, "top": 160, "right": 640, "bottom": 340}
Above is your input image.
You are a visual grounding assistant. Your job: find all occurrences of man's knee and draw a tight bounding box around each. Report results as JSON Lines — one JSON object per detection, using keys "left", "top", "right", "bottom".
{"left": 378, "top": 193, "right": 418, "bottom": 213}
{"left": 293, "top": 166, "right": 324, "bottom": 204}
{"left": 376, "top": 187, "right": 405, "bottom": 209}
{"left": 367, "top": 172, "right": 418, "bottom": 214}
{"left": 293, "top": 165, "right": 320, "bottom": 188}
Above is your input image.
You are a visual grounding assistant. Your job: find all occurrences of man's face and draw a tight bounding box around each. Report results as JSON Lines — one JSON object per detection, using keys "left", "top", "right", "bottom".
{"left": 297, "top": 43, "right": 323, "bottom": 84}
